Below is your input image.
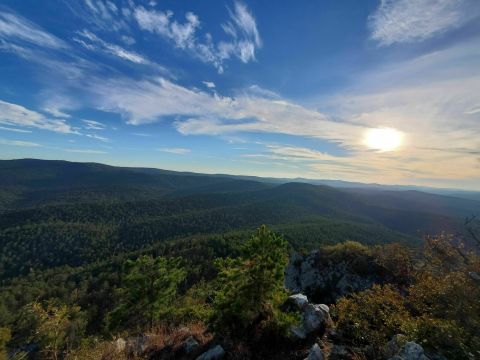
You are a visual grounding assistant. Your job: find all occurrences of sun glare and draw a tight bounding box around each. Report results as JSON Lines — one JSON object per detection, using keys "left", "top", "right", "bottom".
{"left": 363, "top": 128, "right": 403, "bottom": 152}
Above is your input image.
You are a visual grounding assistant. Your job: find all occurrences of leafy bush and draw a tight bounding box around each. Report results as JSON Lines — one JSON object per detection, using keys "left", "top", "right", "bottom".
{"left": 333, "top": 233, "right": 480, "bottom": 360}
{"left": 19, "top": 300, "right": 86, "bottom": 360}
{"left": 373, "top": 243, "right": 414, "bottom": 285}
{"left": 0, "top": 327, "right": 10, "bottom": 360}
{"left": 401, "top": 316, "right": 473, "bottom": 360}
{"left": 322, "top": 241, "right": 373, "bottom": 275}
{"left": 333, "top": 284, "right": 411, "bottom": 353}
{"left": 171, "top": 280, "right": 214, "bottom": 323}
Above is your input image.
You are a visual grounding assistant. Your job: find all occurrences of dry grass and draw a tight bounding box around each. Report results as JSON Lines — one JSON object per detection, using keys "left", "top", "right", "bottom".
{"left": 64, "top": 341, "right": 125, "bottom": 360}
{"left": 101, "top": 322, "right": 213, "bottom": 359}
{"left": 146, "top": 321, "right": 213, "bottom": 353}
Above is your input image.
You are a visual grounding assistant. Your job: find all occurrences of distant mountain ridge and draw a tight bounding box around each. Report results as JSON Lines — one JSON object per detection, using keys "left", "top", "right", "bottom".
{"left": 0, "top": 158, "right": 479, "bottom": 280}
{"left": 1, "top": 158, "right": 479, "bottom": 217}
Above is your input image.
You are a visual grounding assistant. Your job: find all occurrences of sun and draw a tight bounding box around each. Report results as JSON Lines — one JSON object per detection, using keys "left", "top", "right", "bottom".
{"left": 363, "top": 128, "right": 403, "bottom": 152}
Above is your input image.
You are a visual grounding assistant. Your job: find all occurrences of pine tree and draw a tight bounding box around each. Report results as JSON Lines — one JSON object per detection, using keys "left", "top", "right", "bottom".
{"left": 213, "top": 225, "right": 290, "bottom": 333}
{"left": 108, "top": 256, "right": 186, "bottom": 330}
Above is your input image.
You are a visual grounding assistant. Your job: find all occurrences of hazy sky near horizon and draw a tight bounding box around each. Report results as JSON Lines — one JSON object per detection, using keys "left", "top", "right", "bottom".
{"left": 0, "top": 0, "right": 479, "bottom": 189}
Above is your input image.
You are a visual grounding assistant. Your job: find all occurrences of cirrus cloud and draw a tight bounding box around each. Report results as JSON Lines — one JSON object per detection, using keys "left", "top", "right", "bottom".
{"left": 369, "top": 0, "right": 480, "bottom": 45}
{"left": 0, "top": 100, "right": 76, "bottom": 134}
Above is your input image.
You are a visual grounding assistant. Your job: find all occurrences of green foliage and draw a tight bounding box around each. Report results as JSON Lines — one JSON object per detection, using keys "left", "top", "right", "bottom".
{"left": 333, "top": 233, "right": 480, "bottom": 359}
{"left": 21, "top": 300, "right": 86, "bottom": 360}
{"left": 107, "top": 255, "right": 187, "bottom": 331}
{"left": 373, "top": 242, "right": 414, "bottom": 285}
{"left": 171, "top": 280, "right": 214, "bottom": 324}
{"left": 322, "top": 240, "right": 372, "bottom": 273}
{"left": 401, "top": 316, "right": 473, "bottom": 360}
{"left": 0, "top": 327, "right": 11, "bottom": 360}
{"left": 404, "top": 235, "right": 480, "bottom": 359}
{"left": 212, "top": 225, "right": 292, "bottom": 334}
{"left": 0, "top": 160, "right": 476, "bottom": 358}
{"left": 333, "top": 284, "right": 410, "bottom": 352}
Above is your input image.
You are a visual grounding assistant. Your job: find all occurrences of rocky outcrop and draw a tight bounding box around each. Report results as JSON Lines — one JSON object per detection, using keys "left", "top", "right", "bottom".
{"left": 288, "top": 293, "right": 309, "bottom": 308}
{"left": 285, "top": 251, "right": 384, "bottom": 303}
{"left": 288, "top": 293, "right": 331, "bottom": 339}
{"left": 304, "top": 343, "right": 324, "bottom": 360}
{"left": 388, "top": 340, "right": 430, "bottom": 360}
{"left": 195, "top": 345, "right": 225, "bottom": 360}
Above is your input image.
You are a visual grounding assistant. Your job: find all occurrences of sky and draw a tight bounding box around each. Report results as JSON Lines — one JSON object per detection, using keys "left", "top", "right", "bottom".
{"left": 0, "top": 0, "right": 479, "bottom": 190}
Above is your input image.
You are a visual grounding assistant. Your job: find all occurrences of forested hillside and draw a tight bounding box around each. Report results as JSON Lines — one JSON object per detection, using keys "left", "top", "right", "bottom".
{"left": 0, "top": 159, "right": 479, "bottom": 359}
{"left": 2, "top": 160, "right": 478, "bottom": 281}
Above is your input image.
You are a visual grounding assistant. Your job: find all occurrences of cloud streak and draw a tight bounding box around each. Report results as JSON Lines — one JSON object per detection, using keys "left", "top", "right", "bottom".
{"left": 0, "top": 138, "right": 41, "bottom": 147}
{"left": 369, "top": 0, "right": 480, "bottom": 45}
{"left": 0, "top": 100, "right": 76, "bottom": 134}
{"left": 74, "top": 29, "right": 150, "bottom": 64}
{"left": 157, "top": 147, "right": 190, "bottom": 154}
{"left": 0, "top": 10, "right": 66, "bottom": 49}
{"left": 91, "top": 77, "right": 362, "bottom": 150}
{"left": 133, "top": 1, "right": 261, "bottom": 73}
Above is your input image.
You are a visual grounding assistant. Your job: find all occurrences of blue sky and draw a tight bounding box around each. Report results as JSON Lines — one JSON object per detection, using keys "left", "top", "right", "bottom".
{"left": 0, "top": 0, "right": 479, "bottom": 189}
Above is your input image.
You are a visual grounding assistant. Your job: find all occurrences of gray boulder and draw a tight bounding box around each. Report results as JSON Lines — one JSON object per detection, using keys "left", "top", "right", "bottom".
{"left": 289, "top": 295, "right": 330, "bottom": 339}
{"left": 303, "top": 304, "right": 330, "bottom": 333}
{"left": 196, "top": 345, "right": 225, "bottom": 360}
{"left": 183, "top": 335, "right": 199, "bottom": 354}
{"left": 388, "top": 341, "right": 429, "bottom": 360}
{"left": 384, "top": 334, "right": 408, "bottom": 358}
{"left": 288, "top": 293, "right": 309, "bottom": 309}
{"left": 304, "top": 343, "right": 324, "bottom": 360}
{"left": 469, "top": 271, "right": 480, "bottom": 283}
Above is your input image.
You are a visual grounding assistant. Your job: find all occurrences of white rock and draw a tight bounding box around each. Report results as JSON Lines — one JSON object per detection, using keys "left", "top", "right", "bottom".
{"left": 288, "top": 293, "right": 309, "bottom": 309}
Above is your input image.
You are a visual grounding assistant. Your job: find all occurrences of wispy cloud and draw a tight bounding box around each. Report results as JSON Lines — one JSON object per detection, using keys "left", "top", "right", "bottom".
{"left": 121, "top": 35, "right": 136, "bottom": 45}
{"left": 310, "top": 40, "right": 480, "bottom": 184}
{"left": 74, "top": 29, "right": 150, "bottom": 64}
{"left": 91, "top": 77, "right": 361, "bottom": 149}
{"left": 203, "top": 81, "right": 215, "bottom": 89}
{"left": 0, "top": 100, "right": 76, "bottom": 134}
{"left": 43, "top": 107, "right": 72, "bottom": 118}
{"left": 219, "top": 1, "right": 262, "bottom": 63}
{"left": 134, "top": 7, "right": 200, "bottom": 49}
{"left": 64, "top": 148, "right": 107, "bottom": 154}
{"left": 133, "top": 1, "right": 261, "bottom": 73}
{"left": 369, "top": 0, "right": 480, "bottom": 45}
{"left": 0, "top": 9, "right": 66, "bottom": 49}
{"left": 87, "top": 36, "right": 480, "bottom": 185}
{"left": 0, "top": 126, "right": 32, "bottom": 133}
{"left": 0, "top": 138, "right": 42, "bottom": 147}
{"left": 82, "top": 119, "right": 105, "bottom": 130}
{"left": 157, "top": 147, "right": 190, "bottom": 154}
{"left": 85, "top": 133, "right": 110, "bottom": 142}
{"left": 63, "top": 0, "right": 129, "bottom": 32}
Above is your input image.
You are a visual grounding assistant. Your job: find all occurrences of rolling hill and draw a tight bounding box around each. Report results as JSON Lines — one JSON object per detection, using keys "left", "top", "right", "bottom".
{"left": 0, "top": 159, "right": 478, "bottom": 280}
